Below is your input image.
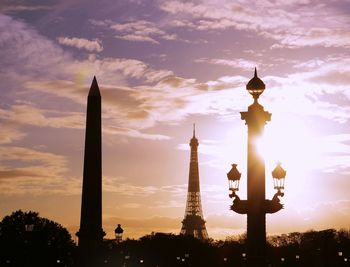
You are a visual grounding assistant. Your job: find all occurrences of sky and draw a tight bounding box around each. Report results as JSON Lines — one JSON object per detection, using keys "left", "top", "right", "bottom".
{"left": 0, "top": 0, "right": 350, "bottom": 240}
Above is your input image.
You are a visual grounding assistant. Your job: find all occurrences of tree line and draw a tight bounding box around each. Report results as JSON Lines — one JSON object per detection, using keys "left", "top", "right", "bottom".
{"left": 0, "top": 210, "right": 349, "bottom": 266}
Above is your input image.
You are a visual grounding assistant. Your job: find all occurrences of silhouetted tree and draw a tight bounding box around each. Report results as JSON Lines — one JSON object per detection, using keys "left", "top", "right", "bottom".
{"left": 0, "top": 210, "right": 75, "bottom": 266}
{"left": 98, "top": 229, "right": 350, "bottom": 267}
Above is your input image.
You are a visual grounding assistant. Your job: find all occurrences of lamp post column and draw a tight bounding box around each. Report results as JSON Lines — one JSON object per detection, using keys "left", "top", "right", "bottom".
{"left": 241, "top": 100, "right": 271, "bottom": 266}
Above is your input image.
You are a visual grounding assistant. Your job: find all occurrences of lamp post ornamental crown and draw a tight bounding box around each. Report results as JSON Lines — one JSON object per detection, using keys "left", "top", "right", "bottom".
{"left": 246, "top": 68, "right": 266, "bottom": 101}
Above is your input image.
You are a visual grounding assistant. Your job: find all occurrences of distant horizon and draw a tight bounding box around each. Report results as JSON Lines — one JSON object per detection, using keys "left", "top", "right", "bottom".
{"left": 4, "top": 208, "right": 349, "bottom": 242}
{"left": 1, "top": 0, "right": 350, "bottom": 240}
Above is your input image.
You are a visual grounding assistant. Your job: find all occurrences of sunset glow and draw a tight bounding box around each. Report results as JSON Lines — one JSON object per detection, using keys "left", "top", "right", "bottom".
{"left": 1, "top": 0, "right": 350, "bottom": 240}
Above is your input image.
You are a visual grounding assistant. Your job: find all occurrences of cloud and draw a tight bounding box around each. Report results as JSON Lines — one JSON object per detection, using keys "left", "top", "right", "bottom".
{"left": 2, "top": 12, "right": 350, "bottom": 176}
{"left": 0, "top": 124, "right": 26, "bottom": 144}
{"left": 24, "top": 80, "right": 172, "bottom": 139}
{"left": 262, "top": 65, "right": 350, "bottom": 123}
{"left": 3, "top": 12, "right": 350, "bottom": 159}
{"left": 93, "top": 19, "right": 178, "bottom": 44}
{"left": 104, "top": 127, "right": 171, "bottom": 140}
{"left": 0, "top": 14, "right": 249, "bottom": 139}
{"left": 0, "top": 14, "right": 172, "bottom": 86}
{"left": 0, "top": 146, "right": 81, "bottom": 195}
{"left": 0, "top": 14, "right": 74, "bottom": 87}
{"left": 24, "top": 72, "right": 232, "bottom": 135}
{"left": 0, "top": 14, "right": 175, "bottom": 139}
{"left": 58, "top": 37, "right": 103, "bottom": 52}
{"left": 0, "top": 90, "right": 171, "bottom": 141}
{"left": 0, "top": 145, "right": 183, "bottom": 197}
{"left": 0, "top": 146, "right": 67, "bottom": 176}
{"left": 0, "top": 4, "right": 52, "bottom": 13}
{"left": 159, "top": 1, "right": 295, "bottom": 31}
{"left": 116, "top": 34, "right": 159, "bottom": 44}
{"left": 103, "top": 176, "right": 159, "bottom": 196}
{"left": 159, "top": 0, "right": 350, "bottom": 48}
{"left": 63, "top": 55, "right": 173, "bottom": 84}
{"left": 195, "top": 58, "right": 261, "bottom": 71}
{"left": 0, "top": 104, "right": 85, "bottom": 129}
{"left": 127, "top": 75, "right": 250, "bottom": 127}
{"left": 300, "top": 56, "right": 350, "bottom": 89}
{"left": 267, "top": 28, "right": 350, "bottom": 49}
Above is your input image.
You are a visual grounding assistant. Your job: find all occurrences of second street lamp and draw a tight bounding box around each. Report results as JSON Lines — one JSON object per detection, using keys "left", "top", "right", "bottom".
{"left": 272, "top": 162, "right": 286, "bottom": 192}
{"left": 272, "top": 162, "right": 286, "bottom": 202}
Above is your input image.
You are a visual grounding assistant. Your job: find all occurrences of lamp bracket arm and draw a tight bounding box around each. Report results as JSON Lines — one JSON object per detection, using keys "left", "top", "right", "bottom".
{"left": 230, "top": 196, "right": 248, "bottom": 214}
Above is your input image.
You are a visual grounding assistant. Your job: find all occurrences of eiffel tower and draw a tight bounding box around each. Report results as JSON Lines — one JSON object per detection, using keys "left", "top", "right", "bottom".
{"left": 180, "top": 124, "right": 208, "bottom": 240}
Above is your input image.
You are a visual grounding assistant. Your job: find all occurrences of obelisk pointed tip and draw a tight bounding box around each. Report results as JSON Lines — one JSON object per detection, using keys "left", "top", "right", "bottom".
{"left": 89, "top": 76, "right": 100, "bottom": 97}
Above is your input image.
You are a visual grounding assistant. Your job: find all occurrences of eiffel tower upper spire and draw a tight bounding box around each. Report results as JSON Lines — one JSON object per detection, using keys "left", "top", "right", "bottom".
{"left": 190, "top": 123, "right": 199, "bottom": 148}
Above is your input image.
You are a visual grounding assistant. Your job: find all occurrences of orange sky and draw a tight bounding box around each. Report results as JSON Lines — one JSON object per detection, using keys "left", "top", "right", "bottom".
{"left": 0, "top": 0, "right": 350, "bottom": 240}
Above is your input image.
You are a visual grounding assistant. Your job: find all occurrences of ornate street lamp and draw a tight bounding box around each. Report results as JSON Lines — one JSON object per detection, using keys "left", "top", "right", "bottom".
{"left": 272, "top": 162, "right": 286, "bottom": 192}
{"left": 114, "top": 224, "right": 124, "bottom": 244}
{"left": 227, "top": 164, "right": 241, "bottom": 197}
{"left": 227, "top": 69, "right": 286, "bottom": 267}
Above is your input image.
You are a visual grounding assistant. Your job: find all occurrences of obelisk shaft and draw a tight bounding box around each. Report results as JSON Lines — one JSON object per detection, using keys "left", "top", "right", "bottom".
{"left": 77, "top": 76, "right": 105, "bottom": 251}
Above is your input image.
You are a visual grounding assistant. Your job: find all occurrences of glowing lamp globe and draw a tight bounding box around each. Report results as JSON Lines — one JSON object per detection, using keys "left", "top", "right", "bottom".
{"left": 227, "top": 164, "right": 241, "bottom": 192}
{"left": 246, "top": 68, "right": 266, "bottom": 100}
{"left": 272, "top": 162, "right": 286, "bottom": 190}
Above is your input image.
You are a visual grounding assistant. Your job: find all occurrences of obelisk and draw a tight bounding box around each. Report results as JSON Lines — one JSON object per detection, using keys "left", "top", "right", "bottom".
{"left": 76, "top": 76, "right": 105, "bottom": 263}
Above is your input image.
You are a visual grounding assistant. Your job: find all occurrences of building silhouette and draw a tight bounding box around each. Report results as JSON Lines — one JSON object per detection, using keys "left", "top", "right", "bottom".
{"left": 76, "top": 77, "right": 105, "bottom": 264}
{"left": 180, "top": 125, "right": 208, "bottom": 240}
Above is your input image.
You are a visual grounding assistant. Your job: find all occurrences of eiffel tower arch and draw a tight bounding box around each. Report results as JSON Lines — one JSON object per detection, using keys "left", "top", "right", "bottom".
{"left": 180, "top": 125, "right": 208, "bottom": 240}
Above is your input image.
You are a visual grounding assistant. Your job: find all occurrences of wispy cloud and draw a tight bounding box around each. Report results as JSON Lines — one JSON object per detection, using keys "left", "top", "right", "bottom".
{"left": 58, "top": 37, "right": 103, "bottom": 52}
{"left": 103, "top": 176, "right": 159, "bottom": 196}
{"left": 195, "top": 58, "right": 262, "bottom": 70}
{"left": 25, "top": 80, "right": 172, "bottom": 139}
{"left": 0, "top": 104, "right": 85, "bottom": 129}
{"left": 3, "top": 11, "right": 350, "bottom": 155}
{"left": 92, "top": 19, "right": 178, "bottom": 44}
{"left": 0, "top": 14, "right": 74, "bottom": 90}
{"left": 160, "top": 0, "right": 350, "bottom": 48}
{"left": 0, "top": 14, "right": 174, "bottom": 139}
{"left": 0, "top": 4, "right": 52, "bottom": 13}
{"left": 0, "top": 146, "right": 80, "bottom": 195}
{"left": 0, "top": 124, "right": 26, "bottom": 145}
{"left": 0, "top": 14, "right": 172, "bottom": 86}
